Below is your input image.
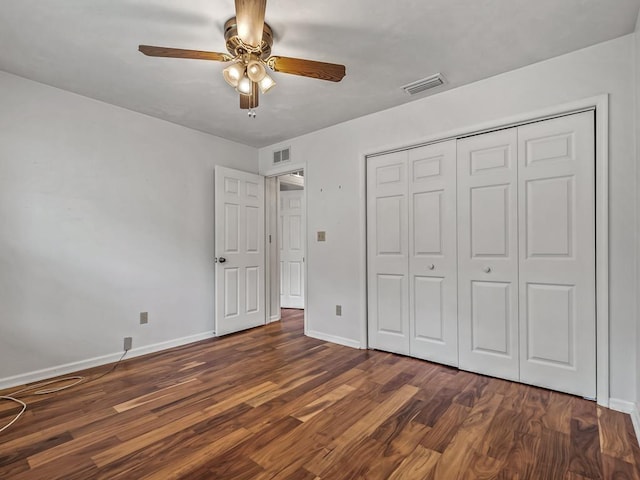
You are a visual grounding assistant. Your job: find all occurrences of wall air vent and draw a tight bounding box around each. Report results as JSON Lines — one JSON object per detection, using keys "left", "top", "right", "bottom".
{"left": 273, "top": 147, "right": 291, "bottom": 165}
{"left": 402, "top": 73, "right": 446, "bottom": 96}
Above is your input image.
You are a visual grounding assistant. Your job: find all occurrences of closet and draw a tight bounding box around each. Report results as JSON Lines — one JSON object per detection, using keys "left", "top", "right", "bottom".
{"left": 367, "top": 111, "right": 596, "bottom": 398}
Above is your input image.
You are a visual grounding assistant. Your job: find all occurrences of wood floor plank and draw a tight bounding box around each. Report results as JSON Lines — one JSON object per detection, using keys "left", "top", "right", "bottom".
{"left": 292, "top": 384, "right": 355, "bottom": 422}
{"left": 598, "top": 406, "right": 637, "bottom": 465}
{"left": 427, "top": 392, "right": 504, "bottom": 479}
{"left": 420, "top": 402, "right": 472, "bottom": 453}
{"left": 569, "top": 397, "right": 603, "bottom": 479}
{"left": 529, "top": 428, "right": 571, "bottom": 480}
{"left": 1, "top": 309, "right": 638, "bottom": 479}
{"left": 388, "top": 445, "right": 440, "bottom": 480}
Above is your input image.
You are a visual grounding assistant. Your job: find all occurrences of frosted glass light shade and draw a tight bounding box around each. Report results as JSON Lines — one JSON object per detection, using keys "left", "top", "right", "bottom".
{"left": 223, "top": 62, "right": 245, "bottom": 87}
{"left": 236, "top": 74, "right": 252, "bottom": 95}
{"left": 246, "top": 59, "right": 267, "bottom": 82}
{"left": 258, "top": 73, "right": 276, "bottom": 94}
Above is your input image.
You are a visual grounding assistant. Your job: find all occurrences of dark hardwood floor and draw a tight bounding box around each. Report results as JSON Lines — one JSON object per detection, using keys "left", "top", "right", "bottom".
{"left": 1, "top": 309, "right": 639, "bottom": 479}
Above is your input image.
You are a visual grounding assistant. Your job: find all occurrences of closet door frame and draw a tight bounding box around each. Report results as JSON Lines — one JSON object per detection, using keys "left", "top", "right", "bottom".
{"left": 363, "top": 94, "right": 609, "bottom": 407}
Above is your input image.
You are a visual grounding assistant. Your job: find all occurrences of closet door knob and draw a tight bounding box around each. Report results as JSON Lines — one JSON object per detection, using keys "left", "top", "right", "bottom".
{"left": 484, "top": 266, "right": 492, "bottom": 273}
{"left": 428, "top": 264, "right": 435, "bottom": 270}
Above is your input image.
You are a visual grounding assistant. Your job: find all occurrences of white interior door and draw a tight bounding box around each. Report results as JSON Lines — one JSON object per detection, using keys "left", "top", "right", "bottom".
{"left": 457, "top": 128, "right": 520, "bottom": 381}
{"left": 408, "top": 141, "right": 458, "bottom": 366}
{"left": 214, "top": 166, "right": 265, "bottom": 336}
{"left": 517, "top": 111, "right": 596, "bottom": 398}
{"left": 367, "top": 151, "right": 410, "bottom": 355}
{"left": 279, "top": 189, "right": 305, "bottom": 309}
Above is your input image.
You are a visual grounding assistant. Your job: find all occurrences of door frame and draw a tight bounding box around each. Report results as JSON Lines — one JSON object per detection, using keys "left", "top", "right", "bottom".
{"left": 363, "top": 94, "right": 609, "bottom": 407}
{"left": 264, "top": 168, "right": 307, "bottom": 331}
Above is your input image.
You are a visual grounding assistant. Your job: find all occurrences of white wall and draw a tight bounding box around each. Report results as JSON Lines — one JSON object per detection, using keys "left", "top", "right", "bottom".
{"left": 259, "top": 34, "right": 637, "bottom": 402}
{"left": 0, "top": 71, "right": 257, "bottom": 387}
{"left": 635, "top": 12, "right": 640, "bottom": 412}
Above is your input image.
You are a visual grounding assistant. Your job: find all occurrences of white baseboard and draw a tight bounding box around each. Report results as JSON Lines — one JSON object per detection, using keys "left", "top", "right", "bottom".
{"left": 0, "top": 331, "right": 215, "bottom": 391}
{"left": 306, "top": 329, "right": 362, "bottom": 349}
{"left": 608, "top": 398, "right": 640, "bottom": 447}
{"left": 632, "top": 404, "right": 640, "bottom": 447}
{"left": 609, "top": 398, "right": 635, "bottom": 414}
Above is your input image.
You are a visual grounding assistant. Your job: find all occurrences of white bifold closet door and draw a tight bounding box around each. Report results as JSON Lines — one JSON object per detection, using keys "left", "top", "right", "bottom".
{"left": 367, "top": 141, "right": 458, "bottom": 365}
{"left": 367, "top": 151, "right": 410, "bottom": 355}
{"left": 517, "top": 113, "right": 595, "bottom": 398}
{"left": 457, "top": 128, "right": 520, "bottom": 381}
{"left": 457, "top": 111, "right": 595, "bottom": 398}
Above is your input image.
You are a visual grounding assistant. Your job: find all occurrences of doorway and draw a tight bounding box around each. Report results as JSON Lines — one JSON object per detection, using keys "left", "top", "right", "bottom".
{"left": 266, "top": 170, "right": 306, "bottom": 323}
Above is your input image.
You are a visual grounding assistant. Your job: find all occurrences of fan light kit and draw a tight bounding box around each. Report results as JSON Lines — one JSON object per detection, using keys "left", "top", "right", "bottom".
{"left": 138, "top": 0, "right": 346, "bottom": 117}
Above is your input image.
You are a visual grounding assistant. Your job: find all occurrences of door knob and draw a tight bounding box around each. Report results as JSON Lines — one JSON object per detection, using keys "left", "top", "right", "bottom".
{"left": 219, "top": 257, "right": 227, "bottom": 263}
{"left": 428, "top": 264, "right": 435, "bottom": 270}
{"left": 484, "top": 266, "right": 491, "bottom": 273}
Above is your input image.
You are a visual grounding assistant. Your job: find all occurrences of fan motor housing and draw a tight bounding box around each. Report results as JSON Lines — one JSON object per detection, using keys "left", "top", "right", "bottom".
{"left": 224, "top": 17, "right": 273, "bottom": 59}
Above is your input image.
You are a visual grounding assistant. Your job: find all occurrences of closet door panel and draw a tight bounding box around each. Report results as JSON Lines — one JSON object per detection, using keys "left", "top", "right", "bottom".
{"left": 518, "top": 111, "right": 595, "bottom": 398}
{"left": 408, "top": 141, "right": 458, "bottom": 366}
{"left": 458, "top": 129, "right": 519, "bottom": 381}
{"left": 367, "top": 151, "right": 410, "bottom": 355}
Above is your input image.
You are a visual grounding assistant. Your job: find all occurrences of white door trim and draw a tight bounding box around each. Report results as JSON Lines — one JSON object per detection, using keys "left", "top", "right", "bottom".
{"left": 363, "top": 94, "right": 609, "bottom": 407}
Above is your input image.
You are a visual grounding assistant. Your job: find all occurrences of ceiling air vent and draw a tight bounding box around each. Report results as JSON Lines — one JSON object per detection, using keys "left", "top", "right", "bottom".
{"left": 273, "top": 147, "right": 291, "bottom": 165}
{"left": 402, "top": 73, "right": 445, "bottom": 96}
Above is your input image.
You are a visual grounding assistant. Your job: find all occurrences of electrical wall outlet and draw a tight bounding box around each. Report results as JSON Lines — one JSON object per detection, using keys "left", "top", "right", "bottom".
{"left": 336, "top": 305, "right": 342, "bottom": 316}
{"left": 140, "top": 312, "right": 148, "bottom": 325}
{"left": 124, "top": 337, "right": 133, "bottom": 351}
{"left": 317, "top": 231, "right": 326, "bottom": 242}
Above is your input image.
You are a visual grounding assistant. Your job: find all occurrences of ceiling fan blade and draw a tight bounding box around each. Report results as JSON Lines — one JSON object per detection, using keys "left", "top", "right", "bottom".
{"left": 234, "top": 0, "right": 267, "bottom": 47}
{"left": 138, "top": 45, "right": 232, "bottom": 62}
{"left": 240, "top": 82, "right": 260, "bottom": 109}
{"left": 266, "top": 56, "right": 346, "bottom": 82}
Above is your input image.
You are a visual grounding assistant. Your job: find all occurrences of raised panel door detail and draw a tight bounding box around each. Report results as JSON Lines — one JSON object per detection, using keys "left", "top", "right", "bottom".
{"left": 414, "top": 276, "right": 444, "bottom": 342}
{"left": 525, "top": 133, "right": 574, "bottom": 166}
{"left": 376, "top": 196, "right": 404, "bottom": 255}
{"left": 225, "top": 178, "right": 239, "bottom": 195}
{"left": 246, "top": 181, "right": 259, "bottom": 198}
{"left": 526, "top": 283, "right": 574, "bottom": 367}
{"left": 225, "top": 203, "right": 240, "bottom": 253}
{"left": 376, "top": 163, "right": 404, "bottom": 185}
{"left": 288, "top": 262, "right": 302, "bottom": 296}
{"left": 471, "top": 185, "right": 510, "bottom": 258}
{"left": 245, "top": 266, "right": 259, "bottom": 314}
{"left": 413, "top": 190, "right": 442, "bottom": 256}
{"left": 289, "top": 197, "right": 302, "bottom": 209}
{"left": 289, "top": 215, "right": 302, "bottom": 250}
{"left": 224, "top": 268, "right": 239, "bottom": 317}
{"left": 246, "top": 206, "right": 259, "bottom": 253}
{"left": 377, "top": 274, "right": 405, "bottom": 335}
{"left": 412, "top": 155, "right": 442, "bottom": 181}
{"left": 470, "top": 146, "right": 510, "bottom": 175}
{"left": 526, "top": 176, "right": 573, "bottom": 258}
{"left": 471, "top": 281, "right": 511, "bottom": 356}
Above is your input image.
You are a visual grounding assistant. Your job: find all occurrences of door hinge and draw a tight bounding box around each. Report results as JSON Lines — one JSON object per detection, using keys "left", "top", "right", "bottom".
{"left": 269, "top": 234, "right": 272, "bottom": 243}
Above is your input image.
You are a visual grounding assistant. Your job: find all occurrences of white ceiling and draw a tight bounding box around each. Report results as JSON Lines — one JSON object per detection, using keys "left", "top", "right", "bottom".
{"left": 1, "top": 0, "right": 639, "bottom": 147}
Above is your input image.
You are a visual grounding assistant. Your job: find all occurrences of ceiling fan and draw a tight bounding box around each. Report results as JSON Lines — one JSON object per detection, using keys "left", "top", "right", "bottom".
{"left": 138, "top": 0, "right": 346, "bottom": 117}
